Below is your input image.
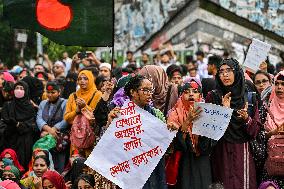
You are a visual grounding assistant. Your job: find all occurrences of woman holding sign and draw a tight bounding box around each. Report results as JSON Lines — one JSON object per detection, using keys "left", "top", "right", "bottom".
{"left": 205, "top": 58, "right": 261, "bottom": 189}
{"left": 167, "top": 80, "right": 214, "bottom": 189}
{"left": 106, "top": 75, "right": 167, "bottom": 189}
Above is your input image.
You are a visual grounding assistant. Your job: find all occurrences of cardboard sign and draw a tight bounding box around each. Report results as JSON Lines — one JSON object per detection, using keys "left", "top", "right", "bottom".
{"left": 86, "top": 101, "right": 176, "bottom": 189}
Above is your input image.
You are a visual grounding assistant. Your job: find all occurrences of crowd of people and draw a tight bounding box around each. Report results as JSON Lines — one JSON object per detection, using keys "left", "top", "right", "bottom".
{"left": 0, "top": 46, "right": 283, "bottom": 189}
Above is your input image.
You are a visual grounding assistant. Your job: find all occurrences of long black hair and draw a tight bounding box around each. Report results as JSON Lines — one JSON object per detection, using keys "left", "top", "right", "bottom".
{"left": 124, "top": 75, "right": 148, "bottom": 98}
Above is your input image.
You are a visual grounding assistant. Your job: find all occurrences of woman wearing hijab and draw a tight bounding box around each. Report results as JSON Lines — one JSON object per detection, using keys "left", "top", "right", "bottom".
{"left": 64, "top": 70, "right": 101, "bottom": 124}
{"left": 0, "top": 149, "right": 25, "bottom": 173}
{"left": 2, "top": 81, "right": 38, "bottom": 170}
{"left": 62, "top": 72, "right": 78, "bottom": 99}
{"left": 20, "top": 156, "right": 50, "bottom": 189}
{"left": 1, "top": 165, "right": 26, "bottom": 189}
{"left": 205, "top": 58, "right": 261, "bottom": 189}
{"left": 259, "top": 71, "right": 284, "bottom": 188}
{"left": 258, "top": 181, "right": 280, "bottom": 189}
{"left": 64, "top": 70, "right": 102, "bottom": 157}
{"left": 264, "top": 71, "right": 284, "bottom": 136}
{"left": 106, "top": 75, "right": 169, "bottom": 189}
{"left": 63, "top": 157, "right": 88, "bottom": 189}
{"left": 139, "top": 65, "right": 178, "bottom": 116}
{"left": 167, "top": 81, "right": 214, "bottom": 189}
{"left": 42, "top": 170, "right": 66, "bottom": 189}
{"left": 23, "top": 149, "right": 54, "bottom": 178}
{"left": 21, "top": 76, "right": 44, "bottom": 107}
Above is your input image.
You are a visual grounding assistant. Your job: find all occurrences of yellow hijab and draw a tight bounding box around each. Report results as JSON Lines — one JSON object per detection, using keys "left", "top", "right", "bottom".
{"left": 76, "top": 70, "right": 97, "bottom": 103}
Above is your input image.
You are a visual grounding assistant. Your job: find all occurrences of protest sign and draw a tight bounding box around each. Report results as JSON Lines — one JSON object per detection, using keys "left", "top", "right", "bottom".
{"left": 243, "top": 38, "right": 271, "bottom": 73}
{"left": 85, "top": 100, "right": 176, "bottom": 189}
{"left": 192, "top": 102, "right": 233, "bottom": 140}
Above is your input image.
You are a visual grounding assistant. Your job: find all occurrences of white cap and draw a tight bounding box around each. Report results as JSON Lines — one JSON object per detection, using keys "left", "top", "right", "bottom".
{"left": 54, "top": 61, "right": 65, "bottom": 68}
{"left": 99, "top": 63, "right": 111, "bottom": 70}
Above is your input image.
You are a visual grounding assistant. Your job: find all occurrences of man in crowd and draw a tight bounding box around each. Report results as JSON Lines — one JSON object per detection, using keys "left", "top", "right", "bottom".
{"left": 196, "top": 50, "right": 209, "bottom": 79}
{"left": 53, "top": 61, "right": 66, "bottom": 79}
{"left": 166, "top": 64, "right": 183, "bottom": 85}
{"left": 99, "top": 63, "right": 112, "bottom": 80}
{"left": 207, "top": 55, "right": 223, "bottom": 78}
{"left": 159, "top": 51, "right": 172, "bottom": 71}
{"left": 141, "top": 52, "right": 150, "bottom": 67}
{"left": 62, "top": 51, "right": 72, "bottom": 74}
{"left": 201, "top": 54, "right": 222, "bottom": 98}
{"left": 33, "top": 63, "right": 46, "bottom": 74}
{"left": 122, "top": 50, "right": 135, "bottom": 68}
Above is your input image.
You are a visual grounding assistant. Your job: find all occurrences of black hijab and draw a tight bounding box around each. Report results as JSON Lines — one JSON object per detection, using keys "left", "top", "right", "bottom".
{"left": 64, "top": 157, "right": 87, "bottom": 186}
{"left": 214, "top": 58, "right": 249, "bottom": 143}
{"left": 21, "top": 76, "right": 43, "bottom": 105}
{"left": 62, "top": 72, "right": 78, "bottom": 99}
{"left": 8, "top": 81, "right": 35, "bottom": 121}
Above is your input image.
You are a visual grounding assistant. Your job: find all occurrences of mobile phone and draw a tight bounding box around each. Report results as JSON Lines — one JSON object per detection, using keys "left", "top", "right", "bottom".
{"left": 78, "top": 52, "right": 87, "bottom": 60}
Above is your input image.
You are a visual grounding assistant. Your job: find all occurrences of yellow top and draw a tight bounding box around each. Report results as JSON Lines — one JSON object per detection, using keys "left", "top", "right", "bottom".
{"left": 64, "top": 70, "right": 102, "bottom": 124}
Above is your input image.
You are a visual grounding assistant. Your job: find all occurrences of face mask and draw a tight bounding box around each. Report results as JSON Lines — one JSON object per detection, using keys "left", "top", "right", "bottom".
{"left": 14, "top": 89, "right": 25, "bottom": 99}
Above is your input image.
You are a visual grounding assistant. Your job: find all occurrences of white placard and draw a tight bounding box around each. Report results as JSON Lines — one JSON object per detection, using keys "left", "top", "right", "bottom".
{"left": 192, "top": 102, "right": 233, "bottom": 140}
{"left": 85, "top": 101, "right": 176, "bottom": 189}
{"left": 243, "top": 38, "right": 271, "bottom": 73}
{"left": 17, "top": 33, "right": 28, "bottom": 43}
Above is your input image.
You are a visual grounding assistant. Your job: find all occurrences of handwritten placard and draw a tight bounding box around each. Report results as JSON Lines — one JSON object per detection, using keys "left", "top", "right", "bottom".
{"left": 243, "top": 38, "right": 271, "bottom": 73}
{"left": 85, "top": 101, "right": 176, "bottom": 189}
{"left": 192, "top": 102, "right": 233, "bottom": 140}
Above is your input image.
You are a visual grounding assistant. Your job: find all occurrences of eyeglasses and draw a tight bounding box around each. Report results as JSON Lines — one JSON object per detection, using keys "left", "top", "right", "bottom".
{"left": 255, "top": 79, "right": 269, "bottom": 86}
{"left": 137, "top": 88, "right": 155, "bottom": 94}
{"left": 218, "top": 68, "right": 234, "bottom": 76}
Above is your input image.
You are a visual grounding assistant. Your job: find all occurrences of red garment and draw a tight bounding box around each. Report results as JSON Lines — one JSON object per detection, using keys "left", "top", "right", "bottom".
{"left": 42, "top": 170, "right": 66, "bottom": 189}
{"left": 0, "top": 148, "right": 25, "bottom": 172}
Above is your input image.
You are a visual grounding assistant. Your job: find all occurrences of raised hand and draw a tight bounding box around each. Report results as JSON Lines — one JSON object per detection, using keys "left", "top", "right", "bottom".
{"left": 237, "top": 102, "right": 249, "bottom": 121}
{"left": 33, "top": 176, "right": 42, "bottom": 189}
{"left": 222, "top": 92, "right": 231, "bottom": 108}
{"left": 181, "top": 106, "right": 202, "bottom": 133}
{"left": 187, "top": 106, "right": 202, "bottom": 123}
{"left": 106, "top": 107, "right": 121, "bottom": 128}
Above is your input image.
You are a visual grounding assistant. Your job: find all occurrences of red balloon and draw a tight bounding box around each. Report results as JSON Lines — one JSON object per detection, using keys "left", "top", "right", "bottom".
{"left": 36, "top": 0, "right": 73, "bottom": 31}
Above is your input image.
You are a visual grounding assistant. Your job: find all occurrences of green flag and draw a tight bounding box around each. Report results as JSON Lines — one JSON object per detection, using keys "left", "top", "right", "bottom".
{"left": 4, "top": 0, "right": 113, "bottom": 46}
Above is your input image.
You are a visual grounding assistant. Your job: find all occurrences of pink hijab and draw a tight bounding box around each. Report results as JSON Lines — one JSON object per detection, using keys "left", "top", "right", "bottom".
{"left": 265, "top": 71, "right": 284, "bottom": 131}
{"left": 2, "top": 72, "right": 15, "bottom": 83}
{"left": 167, "top": 81, "right": 202, "bottom": 154}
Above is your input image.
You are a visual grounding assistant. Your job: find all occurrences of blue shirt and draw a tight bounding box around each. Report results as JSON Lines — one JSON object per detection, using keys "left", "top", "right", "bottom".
{"left": 36, "top": 98, "right": 68, "bottom": 131}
